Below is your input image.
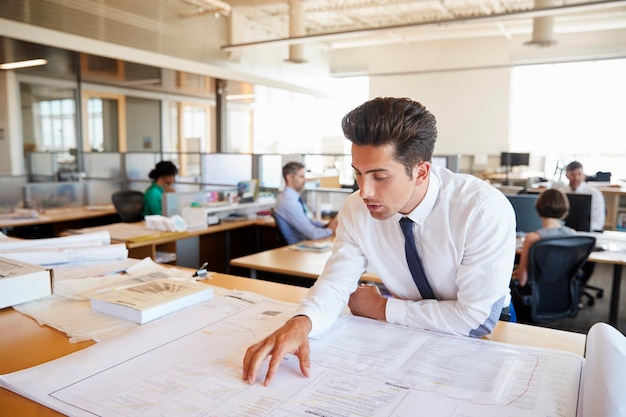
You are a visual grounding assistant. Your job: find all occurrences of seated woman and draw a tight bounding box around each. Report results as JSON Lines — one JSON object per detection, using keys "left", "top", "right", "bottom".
{"left": 512, "top": 188, "right": 575, "bottom": 287}
{"left": 143, "top": 161, "right": 178, "bottom": 216}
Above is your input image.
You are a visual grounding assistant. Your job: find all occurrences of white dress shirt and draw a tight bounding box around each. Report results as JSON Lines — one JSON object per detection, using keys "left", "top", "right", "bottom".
{"left": 559, "top": 182, "right": 606, "bottom": 232}
{"left": 295, "top": 166, "right": 517, "bottom": 338}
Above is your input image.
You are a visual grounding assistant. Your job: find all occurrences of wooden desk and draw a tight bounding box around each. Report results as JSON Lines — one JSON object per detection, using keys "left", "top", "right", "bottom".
{"left": 588, "top": 249, "right": 626, "bottom": 326}
{"left": 66, "top": 217, "right": 280, "bottom": 271}
{"left": 0, "top": 205, "right": 118, "bottom": 237}
{"left": 230, "top": 243, "right": 382, "bottom": 283}
{"left": 0, "top": 272, "right": 585, "bottom": 415}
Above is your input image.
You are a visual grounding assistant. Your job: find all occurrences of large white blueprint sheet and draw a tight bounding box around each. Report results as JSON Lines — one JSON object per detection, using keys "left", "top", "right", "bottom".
{"left": 1, "top": 294, "right": 584, "bottom": 417}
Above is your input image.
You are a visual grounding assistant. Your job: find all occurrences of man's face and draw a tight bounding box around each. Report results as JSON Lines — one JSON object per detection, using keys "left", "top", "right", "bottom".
{"left": 288, "top": 168, "right": 307, "bottom": 192}
{"left": 351, "top": 143, "right": 429, "bottom": 220}
{"left": 566, "top": 168, "right": 584, "bottom": 189}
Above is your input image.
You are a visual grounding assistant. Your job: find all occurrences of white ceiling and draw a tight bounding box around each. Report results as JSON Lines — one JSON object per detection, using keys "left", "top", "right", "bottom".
{"left": 180, "top": 0, "right": 626, "bottom": 50}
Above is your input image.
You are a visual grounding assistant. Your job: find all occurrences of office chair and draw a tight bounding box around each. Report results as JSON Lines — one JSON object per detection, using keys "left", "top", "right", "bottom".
{"left": 511, "top": 235, "right": 596, "bottom": 325}
{"left": 270, "top": 208, "right": 289, "bottom": 246}
{"left": 111, "top": 190, "right": 145, "bottom": 223}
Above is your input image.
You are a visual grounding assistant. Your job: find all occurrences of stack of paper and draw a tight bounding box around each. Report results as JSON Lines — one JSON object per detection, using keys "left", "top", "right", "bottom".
{"left": 0, "top": 231, "right": 128, "bottom": 266}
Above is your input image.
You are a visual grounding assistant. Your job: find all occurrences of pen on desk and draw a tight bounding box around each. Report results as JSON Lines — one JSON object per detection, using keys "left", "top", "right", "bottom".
{"left": 193, "top": 261, "right": 209, "bottom": 278}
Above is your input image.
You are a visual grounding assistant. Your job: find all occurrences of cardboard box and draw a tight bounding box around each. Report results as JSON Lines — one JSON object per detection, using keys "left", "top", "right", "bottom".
{"left": 0, "top": 257, "right": 54, "bottom": 309}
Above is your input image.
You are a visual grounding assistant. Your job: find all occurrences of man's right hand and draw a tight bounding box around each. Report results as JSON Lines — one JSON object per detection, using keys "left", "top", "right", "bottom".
{"left": 242, "top": 315, "right": 312, "bottom": 386}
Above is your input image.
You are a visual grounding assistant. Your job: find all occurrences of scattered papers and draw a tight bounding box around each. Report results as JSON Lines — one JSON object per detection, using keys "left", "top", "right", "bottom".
{"left": 4, "top": 301, "right": 615, "bottom": 417}
{"left": 13, "top": 258, "right": 214, "bottom": 342}
{"left": 0, "top": 231, "right": 125, "bottom": 266}
{"left": 144, "top": 214, "right": 187, "bottom": 232}
{"left": 0, "top": 208, "right": 39, "bottom": 220}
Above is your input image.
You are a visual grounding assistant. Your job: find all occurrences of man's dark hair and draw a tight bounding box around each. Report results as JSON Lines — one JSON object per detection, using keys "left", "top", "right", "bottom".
{"left": 341, "top": 97, "right": 437, "bottom": 177}
{"left": 565, "top": 160, "right": 583, "bottom": 173}
{"left": 282, "top": 161, "right": 305, "bottom": 181}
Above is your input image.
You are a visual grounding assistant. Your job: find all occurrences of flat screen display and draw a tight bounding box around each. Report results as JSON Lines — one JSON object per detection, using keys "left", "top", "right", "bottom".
{"left": 505, "top": 193, "right": 542, "bottom": 233}
{"left": 563, "top": 193, "right": 592, "bottom": 232}
{"left": 500, "top": 152, "right": 530, "bottom": 167}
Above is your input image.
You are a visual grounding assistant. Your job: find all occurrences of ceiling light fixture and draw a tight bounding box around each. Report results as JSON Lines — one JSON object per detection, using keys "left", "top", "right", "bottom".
{"left": 0, "top": 58, "right": 48, "bottom": 70}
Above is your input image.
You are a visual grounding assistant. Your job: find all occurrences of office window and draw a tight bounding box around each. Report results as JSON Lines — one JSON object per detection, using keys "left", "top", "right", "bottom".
{"left": 37, "top": 99, "right": 76, "bottom": 152}
{"left": 510, "top": 59, "right": 626, "bottom": 179}
{"left": 224, "top": 77, "right": 368, "bottom": 155}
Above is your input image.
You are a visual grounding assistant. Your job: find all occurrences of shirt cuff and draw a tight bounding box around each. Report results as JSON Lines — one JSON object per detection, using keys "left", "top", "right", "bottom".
{"left": 385, "top": 297, "right": 407, "bottom": 326}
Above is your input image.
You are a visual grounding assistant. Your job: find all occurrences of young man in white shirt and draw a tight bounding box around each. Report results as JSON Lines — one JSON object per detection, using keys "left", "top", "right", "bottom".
{"left": 243, "top": 97, "right": 517, "bottom": 386}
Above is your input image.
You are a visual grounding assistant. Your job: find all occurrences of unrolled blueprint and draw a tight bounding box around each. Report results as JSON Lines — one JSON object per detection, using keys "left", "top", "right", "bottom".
{"left": 1, "top": 294, "right": 587, "bottom": 417}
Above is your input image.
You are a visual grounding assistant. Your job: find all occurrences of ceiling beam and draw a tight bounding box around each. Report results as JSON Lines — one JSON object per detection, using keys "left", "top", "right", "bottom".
{"left": 221, "top": 0, "right": 626, "bottom": 51}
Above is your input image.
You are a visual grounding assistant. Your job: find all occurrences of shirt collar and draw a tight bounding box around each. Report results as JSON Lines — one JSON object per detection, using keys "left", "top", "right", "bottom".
{"left": 394, "top": 168, "right": 440, "bottom": 226}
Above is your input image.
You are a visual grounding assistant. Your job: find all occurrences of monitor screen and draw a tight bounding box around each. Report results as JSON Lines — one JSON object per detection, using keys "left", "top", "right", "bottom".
{"left": 500, "top": 152, "right": 530, "bottom": 167}
{"left": 563, "top": 193, "right": 592, "bottom": 232}
{"left": 505, "top": 193, "right": 542, "bottom": 233}
{"left": 237, "top": 179, "right": 259, "bottom": 203}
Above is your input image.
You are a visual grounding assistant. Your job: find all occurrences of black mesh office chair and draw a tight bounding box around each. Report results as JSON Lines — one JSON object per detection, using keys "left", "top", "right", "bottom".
{"left": 111, "top": 190, "right": 145, "bottom": 223}
{"left": 511, "top": 235, "right": 596, "bottom": 325}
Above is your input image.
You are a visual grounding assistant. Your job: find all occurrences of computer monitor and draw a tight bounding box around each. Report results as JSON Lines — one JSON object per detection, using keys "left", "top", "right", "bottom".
{"left": 563, "top": 193, "right": 592, "bottom": 232}
{"left": 236, "top": 179, "right": 259, "bottom": 203}
{"left": 500, "top": 152, "right": 530, "bottom": 168}
{"left": 505, "top": 193, "right": 542, "bottom": 233}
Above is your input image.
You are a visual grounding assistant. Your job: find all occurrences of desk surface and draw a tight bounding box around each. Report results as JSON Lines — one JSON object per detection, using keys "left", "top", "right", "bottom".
{"left": 230, "top": 242, "right": 381, "bottom": 283}
{"left": 67, "top": 217, "right": 275, "bottom": 248}
{"left": 0, "top": 205, "right": 117, "bottom": 229}
{"left": 0, "top": 272, "right": 586, "bottom": 416}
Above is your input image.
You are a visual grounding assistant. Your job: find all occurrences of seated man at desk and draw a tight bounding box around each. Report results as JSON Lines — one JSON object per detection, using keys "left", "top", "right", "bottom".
{"left": 556, "top": 160, "right": 606, "bottom": 306}
{"left": 143, "top": 161, "right": 178, "bottom": 216}
{"left": 273, "top": 161, "right": 338, "bottom": 244}
{"left": 243, "top": 97, "right": 517, "bottom": 386}
{"left": 557, "top": 160, "right": 606, "bottom": 233}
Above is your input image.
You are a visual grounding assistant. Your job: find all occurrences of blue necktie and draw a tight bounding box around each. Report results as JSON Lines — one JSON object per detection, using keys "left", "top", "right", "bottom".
{"left": 400, "top": 217, "right": 436, "bottom": 299}
{"left": 298, "top": 197, "right": 312, "bottom": 217}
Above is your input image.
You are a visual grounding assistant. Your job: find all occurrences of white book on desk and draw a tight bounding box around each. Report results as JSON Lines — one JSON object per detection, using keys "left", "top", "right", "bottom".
{"left": 0, "top": 256, "right": 53, "bottom": 308}
{"left": 90, "top": 278, "right": 213, "bottom": 324}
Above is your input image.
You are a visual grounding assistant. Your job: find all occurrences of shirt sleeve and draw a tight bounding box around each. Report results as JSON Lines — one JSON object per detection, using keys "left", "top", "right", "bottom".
{"left": 590, "top": 188, "right": 606, "bottom": 232}
{"left": 294, "top": 207, "right": 365, "bottom": 337}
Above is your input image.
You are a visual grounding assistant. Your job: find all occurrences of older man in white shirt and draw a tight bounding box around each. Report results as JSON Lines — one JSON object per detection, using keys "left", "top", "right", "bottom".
{"left": 558, "top": 161, "right": 606, "bottom": 232}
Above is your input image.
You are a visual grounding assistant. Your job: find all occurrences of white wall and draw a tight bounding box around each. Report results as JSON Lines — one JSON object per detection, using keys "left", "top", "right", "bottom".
{"left": 349, "top": 28, "right": 626, "bottom": 158}
{"left": 370, "top": 67, "right": 511, "bottom": 156}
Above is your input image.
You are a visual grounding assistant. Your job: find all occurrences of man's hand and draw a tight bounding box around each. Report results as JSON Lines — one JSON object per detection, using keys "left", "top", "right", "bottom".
{"left": 326, "top": 217, "right": 338, "bottom": 232}
{"left": 242, "top": 315, "right": 312, "bottom": 386}
{"left": 348, "top": 284, "right": 387, "bottom": 321}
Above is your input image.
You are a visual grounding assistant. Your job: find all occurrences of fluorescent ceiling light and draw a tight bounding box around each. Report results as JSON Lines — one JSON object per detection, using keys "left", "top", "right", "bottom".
{"left": 0, "top": 59, "right": 48, "bottom": 70}
{"left": 226, "top": 94, "right": 255, "bottom": 100}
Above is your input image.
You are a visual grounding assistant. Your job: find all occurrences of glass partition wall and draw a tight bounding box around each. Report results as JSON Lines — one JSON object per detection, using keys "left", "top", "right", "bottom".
{"left": 6, "top": 38, "right": 365, "bottom": 211}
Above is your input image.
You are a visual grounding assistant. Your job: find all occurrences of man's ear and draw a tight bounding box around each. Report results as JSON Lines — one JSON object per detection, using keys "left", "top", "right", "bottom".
{"left": 413, "top": 162, "right": 431, "bottom": 186}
